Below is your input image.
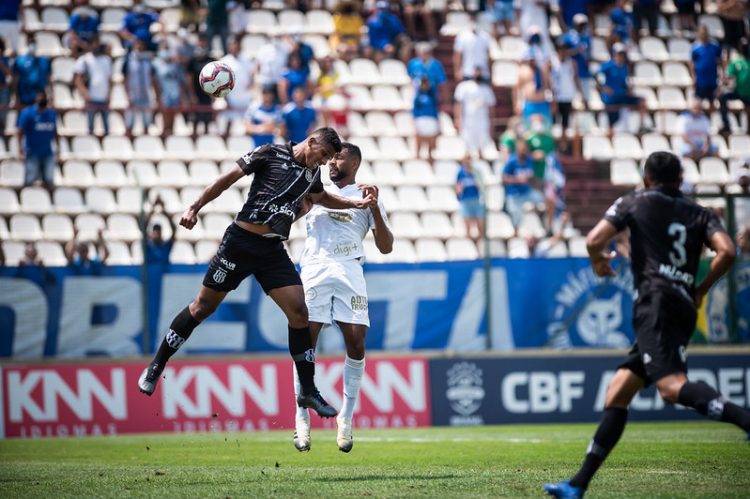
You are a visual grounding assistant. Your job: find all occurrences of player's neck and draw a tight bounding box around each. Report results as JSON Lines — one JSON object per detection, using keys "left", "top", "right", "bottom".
{"left": 291, "top": 143, "right": 310, "bottom": 168}
{"left": 334, "top": 178, "right": 355, "bottom": 189}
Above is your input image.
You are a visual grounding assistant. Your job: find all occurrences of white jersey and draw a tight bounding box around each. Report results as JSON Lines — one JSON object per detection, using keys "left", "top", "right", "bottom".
{"left": 300, "top": 183, "right": 389, "bottom": 266}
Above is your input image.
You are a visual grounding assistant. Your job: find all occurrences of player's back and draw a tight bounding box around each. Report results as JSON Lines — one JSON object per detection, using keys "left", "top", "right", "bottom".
{"left": 605, "top": 186, "right": 724, "bottom": 297}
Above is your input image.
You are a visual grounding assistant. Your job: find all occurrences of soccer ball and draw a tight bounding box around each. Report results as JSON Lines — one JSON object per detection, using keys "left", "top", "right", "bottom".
{"left": 199, "top": 61, "right": 235, "bottom": 98}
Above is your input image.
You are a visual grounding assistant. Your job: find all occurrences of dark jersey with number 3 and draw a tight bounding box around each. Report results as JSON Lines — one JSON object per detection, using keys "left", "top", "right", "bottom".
{"left": 235, "top": 141, "right": 324, "bottom": 240}
{"left": 604, "top": 186, "right": 724, "bottom": 298}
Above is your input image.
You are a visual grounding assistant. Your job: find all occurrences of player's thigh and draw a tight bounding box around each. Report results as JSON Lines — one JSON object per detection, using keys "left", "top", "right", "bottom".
{"left": 331, "top": 263, "right": 370, "bottom": 328}
{"left": 254, "top": 242, "right": 303, "bottom": 295}
{"left": 268, "top": 284, "right": 308, "bottom": 327}
{"left": 300, "top": 264, "right": 335, "bottom": 327}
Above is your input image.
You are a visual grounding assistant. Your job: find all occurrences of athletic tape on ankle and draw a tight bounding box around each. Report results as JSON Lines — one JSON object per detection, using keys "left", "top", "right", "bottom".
{"left": 345, "top": 356, "right": 365, "bottom": 369}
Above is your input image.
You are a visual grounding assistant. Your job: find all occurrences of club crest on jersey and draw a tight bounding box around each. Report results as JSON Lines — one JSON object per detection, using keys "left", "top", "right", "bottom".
{"left": 213, "top": 268, "right": 227, "bottom": 284}
{"left": 305, "top": 169, "right": 314, "bottom": 182}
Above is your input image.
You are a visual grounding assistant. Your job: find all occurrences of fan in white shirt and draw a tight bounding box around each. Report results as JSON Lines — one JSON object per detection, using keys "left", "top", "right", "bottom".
{"left": 292, "top": 142, "right": 393, "bottom": 454}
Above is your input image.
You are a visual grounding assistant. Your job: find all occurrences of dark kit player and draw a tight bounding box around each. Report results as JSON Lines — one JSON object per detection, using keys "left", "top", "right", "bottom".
{"left": 545, "top": 151, "right": 750, "bottom": 498}
{"left": 138, "top": 127, "right": 375, "bottom": 418}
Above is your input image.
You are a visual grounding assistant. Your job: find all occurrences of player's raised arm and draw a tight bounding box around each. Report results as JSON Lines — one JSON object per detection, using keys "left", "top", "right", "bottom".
{"left": 694, "top": 229, "right": 736, "bottom": 307}
{"left": 308, "top": 188, "right": 375, "bottom": 210}
{"left": 180, "top": 164, "right": 245, "bottom": 229}
{"left": 362, "top": 185, "right": 393, "bottom": 254}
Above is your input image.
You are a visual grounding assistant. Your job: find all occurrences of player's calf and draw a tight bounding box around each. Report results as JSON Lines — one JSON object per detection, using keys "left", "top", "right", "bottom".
{"left": 678, "top": 381, "right": 750, "bottom": 432}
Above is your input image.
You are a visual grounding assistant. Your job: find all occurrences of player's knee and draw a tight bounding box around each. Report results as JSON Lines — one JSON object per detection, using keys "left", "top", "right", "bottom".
{"left": 190, "top": 297, "right": 218, "bottom": 321}
{"left": 285, "top": 301, "right": 309, "bottom": 328}
{"left": 347, "top": 337, "right": 365, "bottom": 359}
{"left": 657, "top": 383, "right": 681, "bottom": 403}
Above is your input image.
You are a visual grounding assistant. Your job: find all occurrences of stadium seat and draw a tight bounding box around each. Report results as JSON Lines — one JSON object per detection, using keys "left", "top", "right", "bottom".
{"left": 590, "top": 36, "right": 610, "bottom": 62}
{"left": 488, "top": 238, "right": 506, "bottom": 257}
{"left": 85, "top": 187, "right": 118, "bottom": 214}
{"left": 415, "top": 238, "right": 447, "bottom": 262}
{"left": 114, "top": 186, "right": 142, "bottom": 214}
{"left": 10, "top": 214, "right": 43, "bottom": 240}
{"left": 305, "top": 10, "right": 334, "bottom": 35}
{"left": 633, "top": 61, "right": 662, "bottom": 87}
{"left": 378, "top": 137, "right": 412, "bottom": 161}
{"left": 397, "top": 185, "right": 430, "bottom": 212}
{"left": 438, "top": 112, "right": 458, "bottom": 137}
{"left": 492, "top": 61, "right": 519, "bottom": 87}
{"left": 372, "top": 85, "right": 407, "bottom": 111}
{"left": 106, "top": 240, "right": 133, "bottom": 265}
{"left": 440, "top": 11, "right": 470, "bottom": 36}
{"left": 102, "top": 136, "right": 135, "bottom": 161}
{"left": 127, "top": 160, "right": 159, "bottom": 187}
{"left": 1, "top": 160, "right": 26, "bottom": 187}
{"left": 168, "top": 240, "right": 196, "bottom": 264}
{"left": 20, "top": 187, "right": 53, "bottom": 214}
{"left": 583, "top": 136, "right": 613, "bottom": 160}
{"left": 507, "top": 237, "right": 530, "bottom": 258}
{"left": 486, "top": 212, "right": 514, "bottom": 239}
{"left": 667, "top": 38, "right": 692, "bottom": 62}
{"left": 226, "top": 136, "right": 254, "bottom": 158}
{"left": 699, "top": 157, "right": 730, "bottom": 184}
{"left": 518, "top": 213, "right": 545, "bottom": 238}
{"left": 372, "top": 160, "right": 404, "bottom": 186}
{"left": 420, "top": 211, "right": 454, "bottom": 239}
{"left": 109, "top": 84, "right": 129, "bottom": 110}
{"left": 711, "top": 134, "right": 730, "bottom": 158}
{"left": 386, "top": 239, "right": 417, "bottom": 262}
{"left": 568, "top": 236, "right": 588, "bottom": 257}
{"left": 51, "top": 57, "right": 75, "bottom": 84}
{"left": 446, "top": 238, "right": 479, "bottom": 260}
{"left": 133, "top": 136, "right": 165, "bottom": 161}
{"left": 681, "top": 158, "right": 701, "bottom": 185}
{"left": 61, "top": 111, "right": 88, "bottom": 135}
{"left": 74, "top": 213, "right": 105, "bottom": 240}
{"left": 390, "top": 212, "right": 423, "bottom": 238}
{"left": 499, "top": 36, "right": 524, "bottom": 60}
{"left": 403, "top": 159, "right": 437, "bottom": 186}
{"left": 246, "top": 10, "right": 278, "bottom": 34}
{"left": 94, "top": 160, "right": 131, "bottom": 187}
{"left": 35, "top": 31, "right": 64, "bottom": 56}
{"left": 658, "top": 87, "right": 687, "bottom": 111}
{"left": 662, "top": 62, "right": 692, "bottom": 87}
{"left": 433, "top": 136, "right": 466, "bottom": 161}
{"left": 71, "top": 136, "right": 102, "bottom": 161}
{"left": 157, "top": 160, "right": 191, "bottom": 187}
{"left": 196, "top": 135, "right": 229, "bottom": 160}
{"left": 53, "top": 187, "right": 86, "bottom": 214}
{"left": 188, "top": 160, "right": 221, "bottom": 186}
{"left": 610, "top": 158, "right": 641, "bottom": 185}
{"left": 348, "top": 58, "right": 380, "bottom": 85}
{"left": 699, "top": 14, "right": 724, "bottom": 39}
{"left": 427, "top": 186, "right": 460, "bottom": 213}
{"left": 639, "top": 37, "right": 669, "bottom": 62}
{"left": 278, "top": 9, "right": 305, "bottom": 33}
{"left": 202, "top": 213, "right": 233, "bottom": 239}
{"left": 0, "top": 188, "right": 19, "bottom": 214}
{"left": 164, "top": 136, "right": 196, "bottom": 161}
{"left": 41, "top": 7, "right": 68, "bottom": 31}
{"left": 539, "top": 239, "right": 568, "bottom": 257}
{"left": 365, "top": 111, "right": 397, "bottom": 137}
{"left": 37, "top": 240, "right": 66, "bottom": 266}
{"left": 345, "top": 85, "right": 374, "bottom": 111}
{"left": 379, "top": 59, "right": 410, "bottom": 86}
{"left": 107, "top": 214, "right": 142, "bottom": 241}
{"left": 210, "top": 186, "right": 243, "bottom": 214}
{"left": 728, "top": 135, "right": 750, "bottom": 159}
{"left": 613, "top": 133, "right": 644, "bottom": 160}
{"left": 100, "top": 7, "right": 127, "bottom": 31}
{"left": 0, "top": 217, "right": 9, "bottom": 239}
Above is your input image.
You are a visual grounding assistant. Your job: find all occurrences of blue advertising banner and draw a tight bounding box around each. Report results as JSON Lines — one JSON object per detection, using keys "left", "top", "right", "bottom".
{"left": 429, "top": 353, "right": 750, "bottom": 425}
{"left": 0, "top": 258, "right": 746, "bottom": 359}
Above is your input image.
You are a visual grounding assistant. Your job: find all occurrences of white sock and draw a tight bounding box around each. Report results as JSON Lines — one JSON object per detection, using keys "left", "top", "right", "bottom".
{"left": 293, "top": 363, "right": 309, "bottom": 421}
{"left": 341, "top": 355, "right": 365, "bottom": 421}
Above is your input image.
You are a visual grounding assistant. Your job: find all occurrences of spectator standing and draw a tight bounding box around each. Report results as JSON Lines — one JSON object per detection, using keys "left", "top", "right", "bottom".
{"left": 144, "top": 196, "right": 176, "bottom": 267}
{"left": 0, "top": 0, "right": 21, "bottom": 54}
{"left": 12, "top": 42, "right": 50, "bottom": 107}
{"left": 718, "top": 39, "right": 750, "bottom": 134}
{"left": 413, "top": 76, "right": 439, "bottom": 163}
{"left": 489, "top": 0, "right": 516, "bottom": 36}
{"left": 608, "top": 0, "right": 633, "bottom": 47}
{"left": 402, "top": 0, "right": 437, "bottom": 42}
{"left": 516, "top": 0, "right": 553, "bottom": 46}
{"left": 187, "top": 36, "right": 214, "bottom": 136}
{"left": 633, "top": 0, "right": 660, "bottom": 41}
{"left": 408, "top": 42, "right": 447, "bottom": 104}
{"left": 553, "top": 38, "right": 584, "bottom": 152}
{"left": 282, "top": 87, "right": 317, "bottom": 143}
{"left": 0, "top": 39, "right": 10, "bottom": 134}
{"left": 691, "top": 24, "right": 723, "bottom": 113}
{"left": 19, "top": 242, "right": 44, "bottom": 267}
{"left": 525, "top": 26, "right": 553, "bottom": 70}
{"left": 120, "top": 1, "right": 159, "bottom": 52}
{"left": 453, "top": 13, "right": 491, "bottom": 81}
{"left": 678, "top": 99, "right": 718, "bottom": 161}
{"left": 204, "top": 0, "right": 230, "bottom": 55}
{"left": 153, "top": 46, "right": 188, "bottom": 137}
{"left": 17, "top": 93, "right": 57, "bottom": 189}
{"left": 66, "top": 0, "right": 100, "bottom": 56}
{"left": 454, "top": 66, "right": 496, "bottom": 157}
{"left": 563, "top": 14, "right": 593, "bottom": 103}
{"left": 315, "top": 55, "right": 343, "bottom": 128}
{"left": 515, "top": 54, "right": 553, "bottom": 127}
{"left": 220, "top": 36, "right": 256, "bottom": 119}
{"left": 278, "top": 52, "right": 311, "bottom": 105}
{"left": 502, "top": 137, "right": 544, "bottom": 233}
{"left": 365, "top": 1, "right": 407, "bottom": 62}
{"left": 123, "top": 37, "right": 156, "bottom": 135}
{"left": 525, "top": 113, "right": 556, "bottom": 189}
{"left": 739, "top": 227, "right": 750, "bottom": 256}
{"left": 244, "top": 87, "right": 282, "bottom": 147}
{"left": 330, "top": 0, "right": 364, "bottom": 61}
{"left": 455, "top": 155, "right": 485, "bottom": 243}
{"left": 557, "top": 0, "right": 587, "bottom": 31}
{"left": 499, "top": 116, "right": 523, "bottom": 163}
{"left": 717, "top": 0, "right": 749, "bottom": 58}
{"left": 65, "top": 228, "right": 109, "bottom": 274}
{"left": 288, "top": 34, "right": 315, "bottom": 79}
{"left": 74, "top": 42, "right": 113, "bottom": 136}
{"left": 674, "top": 0, "right": 700, "bottom": 34}
{"left": 597, "top": 43, "right": 648, "bottom": 137}
{"left": 179, "top": 0, "right": 202, "bottom": 32}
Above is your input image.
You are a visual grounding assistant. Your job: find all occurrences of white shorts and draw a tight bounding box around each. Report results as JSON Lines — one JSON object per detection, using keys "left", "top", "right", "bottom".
{"left": 301, "top": 259, "right": 370, "bottom": 327}
{"left": 415, "top": 116, "right": 439, "bottom": 137}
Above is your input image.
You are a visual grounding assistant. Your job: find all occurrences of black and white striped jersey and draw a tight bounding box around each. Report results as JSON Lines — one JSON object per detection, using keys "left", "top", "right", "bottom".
{"left": 235, "top": 142, "right": 324, "bottom": 240}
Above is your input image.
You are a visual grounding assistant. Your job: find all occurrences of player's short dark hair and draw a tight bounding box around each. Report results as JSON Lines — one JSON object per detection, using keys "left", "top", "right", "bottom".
{"left": 341, "top": 142, "right": 361, "bottom": 165}
{"left": 311, "top": 127, "right": 342, "bottom": 153}
{"left": 644, "top": 151, "right": 682, "bottom": 184}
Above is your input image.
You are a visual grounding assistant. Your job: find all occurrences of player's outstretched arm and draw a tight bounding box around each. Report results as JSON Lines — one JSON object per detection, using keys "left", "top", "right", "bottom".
{"left": 694, "top": 230, "right": 736, "bottom": 307}
{"left": 586, "top": 219, "right": 620, "bottom": 277}
{"left": 308, "top": 189, "right": 375, "bottom": 210}
{"left": 180, "top": 165, "right": 245, "bottom": 229}
{"left": 361, "top": 185, "right": 393, "bottom": 254}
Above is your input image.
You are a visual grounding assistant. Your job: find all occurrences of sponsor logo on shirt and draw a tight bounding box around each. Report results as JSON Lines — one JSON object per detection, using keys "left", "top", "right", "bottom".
{"left": 328, "top": 212, "right": 353, "bottom": 223}
{"left": 333, "top": 242, "right": 359, "bottom": 257}
{"left": 267, "top": 203, "right": 296, "bottom": 218}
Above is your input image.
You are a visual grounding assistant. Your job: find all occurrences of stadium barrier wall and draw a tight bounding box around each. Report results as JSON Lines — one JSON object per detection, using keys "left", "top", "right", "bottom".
{"left": 2, "top": 259, "right": 747, "bottom": 359}
{"left": 2, "top": 351, "right": 748, "bottom": 439}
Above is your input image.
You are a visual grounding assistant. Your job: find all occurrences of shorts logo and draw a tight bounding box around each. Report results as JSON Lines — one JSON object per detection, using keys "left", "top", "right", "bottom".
{"left": 351, "top": 295, "right": 368, "bottom": 311}
{"left": 678, "top": 345, "right": 688, "bottom": 364}
{"left": 219, "top": 258, "right": 236, "bottom": 270}
{"left": 213, "top": 268, "right": 227, "bottom": 284}
{"left": 643, "top": 353, "right": 652, "bottom": 364}
{"left": 166, "top": 329, "right": 185, "bottom": 349}
{"left": 305, "top": 287, "right": 317, "bottom": 300}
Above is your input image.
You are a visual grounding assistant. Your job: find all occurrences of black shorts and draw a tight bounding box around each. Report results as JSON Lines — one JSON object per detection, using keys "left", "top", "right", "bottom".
{"left": 202, "top": 223, "right": 302, "bottom": 293}
{"left": 618, "top": 286, "right": 697, "bottom": 386}
{"left": 694, "top": 84, "right": 717, "bottom": 100}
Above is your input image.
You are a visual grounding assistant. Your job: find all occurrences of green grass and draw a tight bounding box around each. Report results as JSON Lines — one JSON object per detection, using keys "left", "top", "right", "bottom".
{"left": 1, "top": 422, "right": 748, "bottom": 498}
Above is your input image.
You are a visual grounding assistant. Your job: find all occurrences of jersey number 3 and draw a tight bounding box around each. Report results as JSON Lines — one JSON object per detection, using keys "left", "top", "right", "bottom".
{"left": 668, "top": 223, "right": 687, "bottom": 267}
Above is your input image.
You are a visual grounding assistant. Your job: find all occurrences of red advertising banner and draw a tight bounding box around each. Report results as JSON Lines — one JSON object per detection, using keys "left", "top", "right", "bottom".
{"left": 0, "top": 357, "right": 431, "bottom": 439}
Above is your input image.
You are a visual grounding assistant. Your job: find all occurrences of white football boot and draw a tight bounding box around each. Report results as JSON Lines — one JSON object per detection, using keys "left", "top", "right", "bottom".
{"left": 336, "top": 416, "right": 353, "bottom": 453}
{"left": 293, "top": 416, "right": 311, "bottom": 452}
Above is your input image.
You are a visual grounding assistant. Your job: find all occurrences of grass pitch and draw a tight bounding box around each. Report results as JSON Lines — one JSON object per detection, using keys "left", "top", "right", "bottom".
{"left": 1, "top": 422, "right": 748, "bottom": 498}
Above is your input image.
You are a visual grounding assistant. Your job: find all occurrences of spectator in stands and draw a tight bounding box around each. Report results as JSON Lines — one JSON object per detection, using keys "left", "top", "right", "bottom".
{"left": 718, "top": 39, "right": 750, "bottom": 134}
{"left": 244, "top": 87, "right": 282, "bottom": 147}
{"left": 204, "top": 0, "right": 230, "bottom": 55}
{"left": 365, "top": 1, "right": 407, "bottom": 62}
{"left": 563, "top": 14, "right": 593, "bottom": 103}
{"left": 597, "top": 43, "right": 649, "bottom": 137}
{"left": 120, "top": 1, "right": 159, "bottom": 52}
{"left": 74, "top": 42, "right": 113, "bottom": 136}
{"left": 228, "top": 0, "right": 249, "bottom": 36}
{"left": 633, "top": 0, "right": 660, "bottom": 41}
{"left": 153, "top": 45, "right": 188, "bottom": 137}
{"left": 255, "top": 30, "right": 289, "bottom": 99}
{"left": 315, "top": 55, "right": 344, "bottom": 127}
{"left": 525, "top": 25, "right": 552, "bottom": 69}
{"left": 453, "top": 12, "right": 491, "bottom": 81}
{"left": 454, "top": 66, "right": 496, "bottom": 157}
{"left": 0, "top": 39, "right": 10, "bottom": 134}
{"left": 517, "top": 0, "right": 552, "bottom": 47}
{"left": 279, "top": 52, "right": 312, "bottom": 105}
{"left": 455, "top": 155, "right": 485, "bottom": 243}
{"left": 678, "top": 98, "right": 718, "bottom": 161}
{"left": 691, "top": 24, "right": 723, "bottom": 114}
{"left": 330, "top": 0, "right": 364, "bottom": 61}
{"left": 221, "top": 36, "right": 256, "bottom": 119}
{"left": 674, "top": 0, "right": 699, "bottom": 34}
{"left": 557, "top": 0, "right": 588, "bottom": 32}
{"left": 489, "top": 0, "right": 516, "bottom": 36}
{"left": 17, "top": 92, "right": 57, "bottom": 189}
{"left": 515, "top": 54, "right": 553, "bottom": 127}
{"left": 502, "top": 137, "right": 543, "bottom": 234}
{"left": 734, "top": 161, "right": 750, "bottom": 226}
{"left": 499, "top": 116, "right": 523, "bottom": 163}
{"left": 526, "top": 113, "right": 556, "bottom": 185}
{"left": 144, "top": 196, "right": 176, "bottom": 268}
{"left": 124, "top": 37, "right": 156, "bottom": 135}
{"left": 0, "top": 0, "right": 20, "bottom": 54}
{"left": 553, "top": 38, "right": 585, "bottom": 153}
{"left": 66, "top": 0, "right": 100, "bottom": 57}
{"left": 19, "top": 242, "right": 44, "bottom": 268}
{"left": 717, "top": 0, "right": 749, "bottom": 58}
{"left": 187, "top": 35, "right": 214, "bottom": 136}
{"left": 12, "top": 41, "right": 50, "bottom": 107}
{"left": 179, "top": 0, "right": 202, "bottom": 32}
{"left": 402, "top": 0, "right": 437, "bottom": 42}
{"left": 413, "top": 76, "right": 439, "bottom": 163}
{"left": 65, "top": 228, "right": 108, "bottom": 272}
{"left": 542, "top": 152, "right": 566, "bottom": 232}
{"left": 282, "top": 86, "right": 317, "bottom": 143}
{"left": 408, "top": 43, "right": 447, "bottom": 100}
{"left": 287, "top": 34, "right": 315, "bottom": 79}
{"left": 608, "top": 0, "right": 633, "bottom": 47}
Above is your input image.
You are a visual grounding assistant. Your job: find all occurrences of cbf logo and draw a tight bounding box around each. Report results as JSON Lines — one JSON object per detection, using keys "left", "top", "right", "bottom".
{"left": 446, "top": 362, "right": 485, "bottom": 426}
{"left": 547, "top": 266, "right": 635, "bottom": 348}
{"left": 705, "top": 261, "right": 750, "bottom": 342}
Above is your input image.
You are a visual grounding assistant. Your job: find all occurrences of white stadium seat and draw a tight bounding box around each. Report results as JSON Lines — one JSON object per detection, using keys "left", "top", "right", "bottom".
{"left": 10, "top": 214, "right": 43, "bottom": 240}
{"left": 85, "top": 187, "right": 118, "bottom": 214}
{"left": 415, "top": 238, "right": 448, "bottom": 262}
{"left": 446, "top": 238, "right": 479, "bottom": 260}
{"left": 37, "top": 240, "right": 66, "bottom": 266}
{"left": 20, "top": 187, "right": 53, "bottom": 214}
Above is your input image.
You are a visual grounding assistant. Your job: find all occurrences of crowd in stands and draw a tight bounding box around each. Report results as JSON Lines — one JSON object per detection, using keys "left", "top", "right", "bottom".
{"left": 0, "top": 0, "right": 749, "bottom": 266}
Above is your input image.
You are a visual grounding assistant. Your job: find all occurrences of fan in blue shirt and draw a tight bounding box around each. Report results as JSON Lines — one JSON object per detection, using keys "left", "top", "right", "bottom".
{"left": 407, "top": 43, "right": 447, "bottom": 90}
{"left": 691, "top": 24, "right": 722, "bottom": 104}
{"left": 597, "top": 45, "right": 648, "bottom": 134}
{"left": 17, "top": 94, "right": 57, "bottom": 187}
{"left": 367, "top": 2, "right": 405, "bottom": 56}
{"left": 120, "top": 5, "right": 159, "bottom": 51}
{"left": 68, "top": 4, "right": 99, "bottom": 53}
{"left": 13, "top": 46, "right": 50, "bottom": 105}
{"left": 244, "top": 88, "right": 282, "bottom": 146}
{"left": 282, "top": 88, "right": 317, "bottom": 144}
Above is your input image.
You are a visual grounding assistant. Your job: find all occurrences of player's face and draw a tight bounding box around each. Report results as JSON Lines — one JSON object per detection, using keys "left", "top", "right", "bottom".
{"left": 328, "top": 150, "right": 354, "bottom": 181}
{"left": 306, "top": 139, "right": 337, "bottom": 168}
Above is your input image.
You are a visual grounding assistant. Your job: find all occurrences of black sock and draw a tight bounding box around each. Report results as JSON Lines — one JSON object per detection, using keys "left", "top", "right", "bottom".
{"left": 152, "top": 306, "right": 201, "bottom": 369}
{"left": 569, "top": 407, "right": 628, "bottom": 490}
{"left": 678, "top": 381, "right": 750, "bottom": 432}
{"left": 289, "top": 325, "right": 315, "bottom": 395}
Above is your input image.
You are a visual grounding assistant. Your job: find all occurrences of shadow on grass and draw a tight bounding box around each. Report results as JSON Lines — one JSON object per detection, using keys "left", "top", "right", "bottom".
{"left": 312, "top": 474, "right": 462, "bottom": 483}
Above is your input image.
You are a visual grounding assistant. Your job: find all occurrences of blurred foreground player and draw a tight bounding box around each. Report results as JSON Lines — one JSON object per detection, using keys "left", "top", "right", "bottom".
{"left": 138, "top": 128, "right": 375, "bottom": 419}
{"left": 292, "top": 142, "right": 393, "bottom": 452}
{"left": 545, "top": 151, "right": 750, "bottom": 498}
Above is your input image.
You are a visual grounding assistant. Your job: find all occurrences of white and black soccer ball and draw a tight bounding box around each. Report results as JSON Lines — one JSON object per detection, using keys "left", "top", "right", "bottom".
{"left": 199, "top": 61, "right": 235, "bottom": 98}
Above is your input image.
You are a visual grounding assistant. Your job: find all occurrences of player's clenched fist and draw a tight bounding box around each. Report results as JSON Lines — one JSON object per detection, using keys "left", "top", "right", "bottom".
{"left": 180, "top": 207, "right": 199, "bottom": 229}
